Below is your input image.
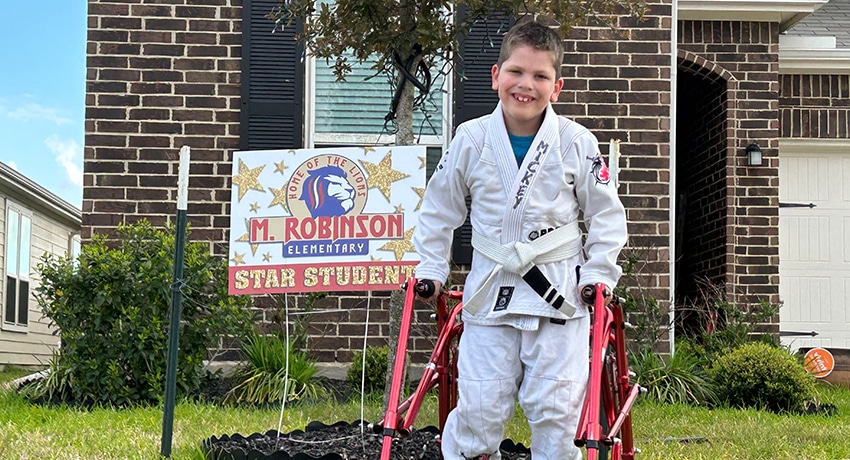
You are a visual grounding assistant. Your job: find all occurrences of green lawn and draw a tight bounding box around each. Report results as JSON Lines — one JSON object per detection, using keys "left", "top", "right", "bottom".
{"left": 1, "top": 367, "right": 849, "bottom": 459}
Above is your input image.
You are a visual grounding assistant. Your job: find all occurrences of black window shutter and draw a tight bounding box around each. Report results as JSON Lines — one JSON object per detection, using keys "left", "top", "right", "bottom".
{"left": 241, "top": 0, "right": 304, "bottom": 150}
{"left": 450, "top": 12, "right": 513, "bottom": 265}
{"left": 453, "top": 11, "right": 514, "bottom": 124}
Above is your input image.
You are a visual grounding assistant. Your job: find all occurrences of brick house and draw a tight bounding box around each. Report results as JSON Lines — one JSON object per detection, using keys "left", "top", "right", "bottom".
{"left": 83, "top": 0, "right": 849, "bottom": 363}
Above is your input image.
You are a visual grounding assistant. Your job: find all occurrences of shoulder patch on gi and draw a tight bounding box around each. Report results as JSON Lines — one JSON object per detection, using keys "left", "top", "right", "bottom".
{"left": 586, "top": 153, "right": 610, "bottom": 185}
{"left": 493, "top": 286, "right": 514, "bottom": 311}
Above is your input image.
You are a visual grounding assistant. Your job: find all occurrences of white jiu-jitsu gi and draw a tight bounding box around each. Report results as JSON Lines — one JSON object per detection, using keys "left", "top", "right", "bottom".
{"left": 413, "top": 102, "right": 627, "bottom": 460}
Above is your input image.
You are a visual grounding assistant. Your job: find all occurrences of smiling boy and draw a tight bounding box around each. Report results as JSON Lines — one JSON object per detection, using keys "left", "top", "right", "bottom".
{"left": 412, "top": 17, "right": 628, "bottom": 460}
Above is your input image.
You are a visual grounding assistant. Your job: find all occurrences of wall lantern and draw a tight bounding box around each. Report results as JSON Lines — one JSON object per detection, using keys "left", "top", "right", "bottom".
{"left": 745, "top": 142, "right": 763, "bottom": 166}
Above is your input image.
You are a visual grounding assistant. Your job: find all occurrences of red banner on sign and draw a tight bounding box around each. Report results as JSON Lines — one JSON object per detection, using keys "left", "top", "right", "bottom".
{"left": 229, "top": 261, "right": 417, "bottom": 294}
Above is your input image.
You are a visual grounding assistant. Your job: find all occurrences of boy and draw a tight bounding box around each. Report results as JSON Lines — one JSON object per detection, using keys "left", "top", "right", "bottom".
{"left": 412, "top": 17, "right": 628, "bottom": 460}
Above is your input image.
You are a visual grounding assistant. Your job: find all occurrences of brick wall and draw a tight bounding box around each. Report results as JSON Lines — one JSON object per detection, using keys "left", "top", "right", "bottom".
{"left": 558, "top": 1, "right": 674, "bottom": 312}
{"left": 780, "top": 74, "right": 850, "bottom": 138}
{"left": 85, "top": 0, "right": 241, "bottom": 245}
{"left": 678, "top": 20, "right": 781, "bottom": 327}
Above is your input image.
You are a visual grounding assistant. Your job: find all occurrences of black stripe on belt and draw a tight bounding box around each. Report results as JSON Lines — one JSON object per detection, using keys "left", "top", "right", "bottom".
{"left": 522, "top": 265, "right": 565, "bottom": 310}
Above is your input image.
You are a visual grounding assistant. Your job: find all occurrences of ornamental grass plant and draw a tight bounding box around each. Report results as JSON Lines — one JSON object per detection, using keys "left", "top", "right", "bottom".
{"left": 225, "top": 333, "right": 326, "bottom": 405}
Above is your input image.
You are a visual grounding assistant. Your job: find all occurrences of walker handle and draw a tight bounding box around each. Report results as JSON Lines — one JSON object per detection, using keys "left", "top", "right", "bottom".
{"left": 415, "top": 279, "right": 436, "bottom": 298}
{"left": 580, "top": 284, "right": 610, "bottom": 305}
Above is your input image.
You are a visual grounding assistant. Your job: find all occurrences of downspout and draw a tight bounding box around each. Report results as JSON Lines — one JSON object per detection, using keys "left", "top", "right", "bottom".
{"left": 668, "top": 0, "right": 678, "bottom": 356}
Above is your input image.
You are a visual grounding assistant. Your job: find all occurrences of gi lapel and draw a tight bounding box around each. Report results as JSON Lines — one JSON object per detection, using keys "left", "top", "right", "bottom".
{"left": 499, "top": 103, "right": 560, "bottom": 241}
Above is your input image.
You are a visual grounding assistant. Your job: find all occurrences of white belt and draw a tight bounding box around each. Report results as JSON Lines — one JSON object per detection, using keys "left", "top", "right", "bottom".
{"left": 464, "top": 221, "right": 582, "bottom": 315}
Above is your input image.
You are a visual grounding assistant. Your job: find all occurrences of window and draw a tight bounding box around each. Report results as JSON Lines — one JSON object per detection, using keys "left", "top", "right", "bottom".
{"left": 307, "top": 54, "right": 448, "bottom": 147}
{"left": 4, "top": 204, "right": 32, "bottom": 330}
{"left": 70, "top": 233, "right": 82, "bottom": 265}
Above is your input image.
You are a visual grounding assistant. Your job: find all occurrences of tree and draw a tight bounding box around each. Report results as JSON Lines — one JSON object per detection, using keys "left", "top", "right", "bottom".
{"left": 269, "top": 0, "right": 647, "bottom": 404}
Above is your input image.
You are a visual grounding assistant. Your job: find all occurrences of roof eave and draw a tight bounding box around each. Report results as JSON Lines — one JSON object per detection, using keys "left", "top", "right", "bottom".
{"left": 779, "top": 49, "right": 850, "bottom": 75}
{"left": 0, "top": 162, "right": 82, "bottom": 228}
{"left": 678, "top": 0, "right": 830, "bottom": 31}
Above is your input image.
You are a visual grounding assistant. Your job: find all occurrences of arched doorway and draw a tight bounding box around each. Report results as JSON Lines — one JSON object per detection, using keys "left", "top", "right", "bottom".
{"left": 675, "top": 53, "right": 734, "bottom": 337}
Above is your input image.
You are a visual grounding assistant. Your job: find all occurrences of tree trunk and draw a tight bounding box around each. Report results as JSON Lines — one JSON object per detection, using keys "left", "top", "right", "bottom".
{"left": 382, "top": 47, "right": 420, "bottom": 410}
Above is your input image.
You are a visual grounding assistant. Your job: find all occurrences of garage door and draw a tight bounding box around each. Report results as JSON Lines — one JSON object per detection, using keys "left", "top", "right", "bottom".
{"left": 779, "top": 145, "right": 850, "bottom": 351}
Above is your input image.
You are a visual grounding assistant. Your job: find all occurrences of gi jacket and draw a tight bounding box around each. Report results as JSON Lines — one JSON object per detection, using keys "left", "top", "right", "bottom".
{"left": 413, "top": 103, "right": 627, "bottom": 328}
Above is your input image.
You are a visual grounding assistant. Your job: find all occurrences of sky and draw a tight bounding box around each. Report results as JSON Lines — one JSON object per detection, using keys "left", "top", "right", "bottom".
{"left": 0, "top": 1, "right": 87, "bottom": 208}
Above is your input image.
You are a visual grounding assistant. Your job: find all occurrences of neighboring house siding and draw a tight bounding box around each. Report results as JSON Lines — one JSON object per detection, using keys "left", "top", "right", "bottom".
{"left": 0, "top": 175, "right": 81, "bottom": 367}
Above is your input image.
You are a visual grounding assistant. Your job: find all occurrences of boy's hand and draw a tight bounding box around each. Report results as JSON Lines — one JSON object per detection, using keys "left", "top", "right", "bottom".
{"left": 415, "top": 279, "right": 442, "bottom": 302}
{"left": 579, "top": 284, "right": 612, "bottom": 306}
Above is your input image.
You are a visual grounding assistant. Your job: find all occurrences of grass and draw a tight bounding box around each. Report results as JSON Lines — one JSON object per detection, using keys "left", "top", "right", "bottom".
{"left": 2, "top": 367, "right": 850, "bottom": 459}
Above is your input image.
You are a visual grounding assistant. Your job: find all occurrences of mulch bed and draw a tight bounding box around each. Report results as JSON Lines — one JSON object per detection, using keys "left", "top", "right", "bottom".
{"left": 200, "top": 377, "right": 532, "bottom": 459}
{"left": 202, "top": 420, "right": 531, "bottom": 460}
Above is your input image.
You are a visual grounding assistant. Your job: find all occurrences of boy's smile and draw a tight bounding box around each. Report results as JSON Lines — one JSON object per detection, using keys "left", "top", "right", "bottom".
{"left": 491, "top": 45, "right": 563, "bottom": 136}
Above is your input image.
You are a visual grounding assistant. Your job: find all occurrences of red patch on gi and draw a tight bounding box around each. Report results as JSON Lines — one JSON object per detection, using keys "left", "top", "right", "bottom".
{"left": 587, "top": 154, "right": 611, "bottom": 185}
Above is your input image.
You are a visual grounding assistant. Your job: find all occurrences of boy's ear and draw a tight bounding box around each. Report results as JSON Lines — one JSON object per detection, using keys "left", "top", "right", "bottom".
{"left": 550, "top": 78, "right": 564, "bottom": 103}
{"left": 491, "top": 64, "right": 500, "bottom": 90}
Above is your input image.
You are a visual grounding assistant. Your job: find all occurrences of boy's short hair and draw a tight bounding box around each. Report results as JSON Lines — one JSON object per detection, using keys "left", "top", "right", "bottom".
{"left": 497, "top": 16, "right": 564, "bottom": 80}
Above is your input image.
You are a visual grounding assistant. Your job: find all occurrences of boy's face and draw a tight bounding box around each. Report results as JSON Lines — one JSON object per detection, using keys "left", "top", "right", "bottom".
{"left": 491, "top": 45, "right": 563, "bottom": 136}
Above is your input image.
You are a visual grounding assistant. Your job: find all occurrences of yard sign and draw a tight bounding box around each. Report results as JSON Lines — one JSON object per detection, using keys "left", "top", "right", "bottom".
{"left": 228, "top": 146, "right": 426, "bottom": 294}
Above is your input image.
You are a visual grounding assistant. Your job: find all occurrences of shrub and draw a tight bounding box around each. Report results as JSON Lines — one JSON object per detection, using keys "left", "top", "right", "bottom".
{"left": 678, "top": 280, "right": 779, "bottom": 362}
{"left": 32, "top": 220, "right": 255, "bottom": 406}
{"left": 226, "top": 333, "right": 325, "bottom": 404}
{"left": 630, "top": 347, "right": 716, "bottom": 406}
{"left": 708, "top": 342, "right": 816, "bottom": 413}
{"left": 347, "top": 345, "right": 389, "bottom": 394}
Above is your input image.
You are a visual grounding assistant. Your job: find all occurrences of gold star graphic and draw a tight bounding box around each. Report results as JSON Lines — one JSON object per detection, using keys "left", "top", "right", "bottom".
{"left": 378, "top": 227, "right": 416, "bottom": 261}
{"left": 412, "top": 187, "right": 425, "bottom": 211}
{"left": 274, "top": 160, "right": 288, "bottom": 174}
{"left": 231, "top": 251, "right": 245, "bottom": 265}
{"left": 394, "top": 203, "right": 405, "bottom": 213}
{"left": 370, "top": 255, "right": 383, "bottom": 262}
{"left": 263, "top": 252, "right": 273, "bottom": 262}
{"left": 360, "top": 150, "right": 410, "bottom": 202}
{"left": 362, "top": 146, "right": 376, "bottom": 155}
{"left": 236, "top": 218, "right": 261, "bottom": 255}
{"left": 419, "top": 156, "right": 427, "bottom": 169}
{"left": 268, "top": 186, "right": 289, "bottom": 212}
{"left": 232, "top": 159, "right": 265, "bottom": 202}
{"left": 249, "top": 202, "right": 260, "bottom": 213}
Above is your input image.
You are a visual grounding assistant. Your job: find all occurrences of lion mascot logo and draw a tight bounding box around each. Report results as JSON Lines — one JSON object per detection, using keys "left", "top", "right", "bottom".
{"left": 299, "top": 165, "right": 357, "bottom": 218}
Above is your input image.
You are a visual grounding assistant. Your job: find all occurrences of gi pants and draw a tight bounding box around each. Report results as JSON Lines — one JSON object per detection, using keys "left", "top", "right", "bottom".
{"left": 440, "top": 315, "right": 590, "bottom": 460}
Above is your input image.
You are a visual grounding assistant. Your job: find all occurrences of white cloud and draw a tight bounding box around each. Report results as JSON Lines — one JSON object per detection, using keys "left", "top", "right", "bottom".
{"left": 45, "top": 136, "right": 83, "bottom": 188}
{"left": 6, "top": 161, "right": 17, "bottom": 170}
{"left": 0, "top": 100, "right": 73, "bottom": 125}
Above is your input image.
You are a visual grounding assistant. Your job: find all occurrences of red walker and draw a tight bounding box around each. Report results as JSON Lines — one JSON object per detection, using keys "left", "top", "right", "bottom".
{"left": 375, "top": 277, "right": 641, "bottom": 460}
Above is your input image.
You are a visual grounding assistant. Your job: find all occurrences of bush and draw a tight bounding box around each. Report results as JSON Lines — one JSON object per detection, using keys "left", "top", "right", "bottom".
{"left": 226, "top": 333, "right": 325, "bottom": 404}
{"left": 347, "top": 345, "right": 389, "bottom": 394}
{"left": 678, "top": 279, "right": 780, "bottom": 362}
{"left": 32, "top": 220, "right": 255, "bottom": 406}
{"left": 708, "top": 342, "right": 816, "bottom": 413}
